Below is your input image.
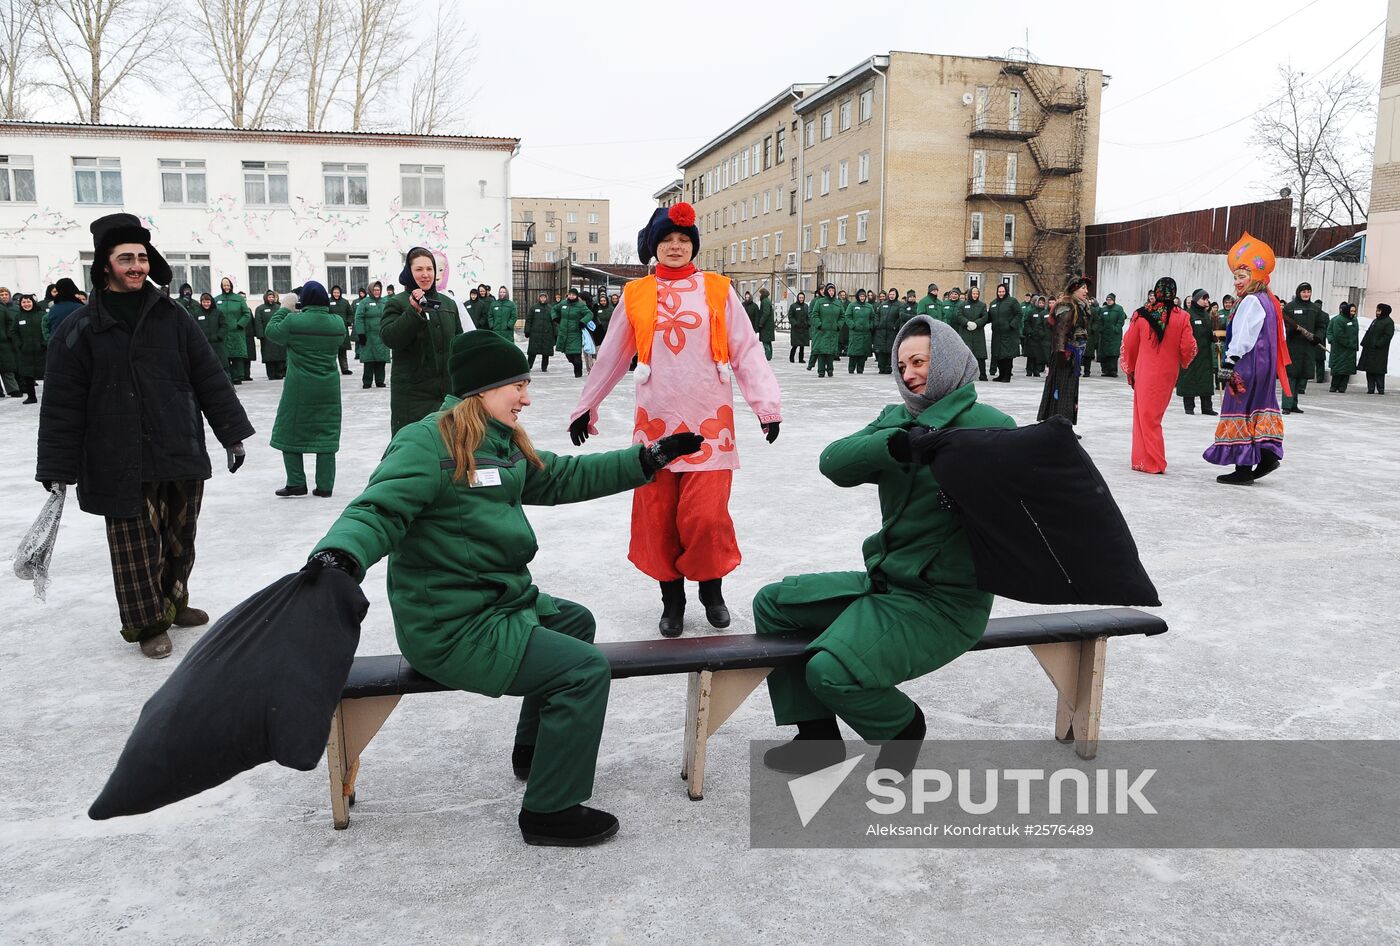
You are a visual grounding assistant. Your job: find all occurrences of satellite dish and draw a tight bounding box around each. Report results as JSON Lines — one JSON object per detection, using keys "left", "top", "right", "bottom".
{"left": 962, "top": 92, "right": 975, "bottom": 106}
{"left": 1280, "top": 187, "right": 1292, "bottom": 198}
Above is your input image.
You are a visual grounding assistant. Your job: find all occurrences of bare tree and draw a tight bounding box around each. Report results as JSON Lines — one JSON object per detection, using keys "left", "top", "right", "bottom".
{"left": 34, "top": 0, "right": 173, "bottom": 122}
{"left": 0, "top": 0, "right": 40, "bottom": 118}
{"left": 405, "top": 0, "right": 475, "bottom": 134}
{"left": 343, "top": 0, "right": 409, "bottom": 130}
{"left": 610, "top": 241, "right": 636, "bottom": 265}
{"left": 301, "top": 0, "right": 350, "bottom": 129}
{"left": 183, "top": 0, "right": 305, "bottom": 128}
{"left": 1314, "top": 133, "right": 1373, "bottom": 229}
{"left": 1253, "top": 65, "right": 1374, "bottom": 254}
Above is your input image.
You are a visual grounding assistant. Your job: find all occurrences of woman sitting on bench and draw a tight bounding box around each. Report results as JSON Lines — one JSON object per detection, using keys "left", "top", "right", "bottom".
{"left": 753, "top": 316, "right": 1015, "bottom": 777}
{"left": 306, "top": 331, "right": 701, "bottom": 847}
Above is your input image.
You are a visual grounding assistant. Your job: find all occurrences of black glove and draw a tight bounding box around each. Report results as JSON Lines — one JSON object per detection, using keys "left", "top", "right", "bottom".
{"left": 227, "top": 442, "right": 246, "bottom": 473}
{"left": 888, "top": 425, "right": 936, "bottom": 463}
{"left": 357, "top": 334, "right": 367, "bottom": 346}
{"left": 761, "top": 420, "right": 780, "bottom": 443}
{"left": 568, "top": 414, "right": 592, "bottom": 446}
{"left": 888, "top": 429, "right": 913, "bottom": 463}
{"left": 1215, "top": 361, "right": 1239, "bottom": 384}
{"left": 640, "top": 433, "right": 705, "bottom": 476}
{"left": 302, "top": 548, "right": 359, "bottom": 583}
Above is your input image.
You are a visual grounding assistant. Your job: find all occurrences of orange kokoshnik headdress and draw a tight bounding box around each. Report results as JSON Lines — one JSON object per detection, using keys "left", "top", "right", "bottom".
{"left": 1228, "top": 231, "right": 1276, "bottom": 283}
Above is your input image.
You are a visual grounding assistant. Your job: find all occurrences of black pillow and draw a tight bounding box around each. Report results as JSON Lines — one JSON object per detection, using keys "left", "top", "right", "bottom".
{"left": 924, "top": 416, "right": 1160, "bottom": 607}
{"left": 89, "top": 568, "right": 367, "bottom": 820}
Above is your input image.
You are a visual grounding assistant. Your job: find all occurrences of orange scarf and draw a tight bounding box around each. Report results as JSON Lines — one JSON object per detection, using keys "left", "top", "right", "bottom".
{"left": 624, "top": 271, "right": 731, "bottom": 372}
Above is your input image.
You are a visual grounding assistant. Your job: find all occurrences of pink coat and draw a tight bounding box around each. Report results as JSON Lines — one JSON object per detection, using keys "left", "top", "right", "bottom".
{"left": 569, "top": 271, "right": 782, "bottom": 472}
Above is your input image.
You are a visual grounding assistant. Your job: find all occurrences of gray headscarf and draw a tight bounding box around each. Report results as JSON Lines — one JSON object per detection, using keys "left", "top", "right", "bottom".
{"left": 892, "top": 315, "right": 978, "bottom": 419}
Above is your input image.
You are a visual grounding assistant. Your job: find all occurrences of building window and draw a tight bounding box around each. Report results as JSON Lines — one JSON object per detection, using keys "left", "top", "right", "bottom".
{"left": 1000, "top": 273, "right": 1017, "bottom": 296}
{"left": 73, "top": 157, "right": 123, "bottom": 204}
{"left": 858, "top": 151, "right": 870, "bottom": 183}
{"left": 774, "top": 230, "right": 783, "bottom": 254}
{"left": 804, "top": 175, "right": 813, "bottom": 200}
{"left": 838, "top": 160, "right": 849, "bottom": 189}
{"left": 970, "top": 212, "right": 984, "bottom": 248}
{"left": 544, "top": 231, "right": 556, "bottom": 243}
{"left": 400, "top": 164, "right": 445, "bottom": 209}
{"left": 752, "top": 142, "right": 761, "bottom": 173}
{"left": 1008, "top": 91, "right": 1022, "bottom": 132}
{"left": 243, "top": 160, "right": 288, "bottom": 206}
{"left": 166, "top": 252, "right": 212, "bottom": 294}
{"left": 965, "top": 272, "right": 982, "bottom": 291}
{"left": 730, "top": 243, "right": 737, "bottom": 264}
{"left": 1006, "top": 153, "right": 1018, "bottom": 191}
{"left": 544, "top": 251, "right": 556, "bottom": 262}
{"left": 588, "top": 252, "right": 598, "bottom": 262}
{"left": 78, "top": 251, "right": 94, "bottom": 291}
{"left": 775, "top": 186, "right": 783, "bottom": 211}
{"left": 818, "top": 220, "right": 829, "bottom": 248}
{"left": 159, "top": 159, "right": 206, "bottom": 205}
{"left": 522, "top": 210, "right": 534, "bottom": 221}
{"left": 763, "top": 136, "right": 773, "bottom": 169}
{"left": 839, "top": 100, "right": 852, "bottom": 131}
{"left": 789, "top": 190, "right": 797, "bottom": 214}
{"left": 763, "top": 190, "right": 771, "bottom": 214}
{"left": 0, "top": 154, "right": 37, "bottom": 202}
{"left": 323, "top": 162, "right": 368, "bottom": 208}
{"left": 1004, "top": 214, "right": 1016, "bottom": 246}
{"left": 972, "top": 150, "right": 986, "bottom": 193}
{"left": 751, "top": 195, "right": 758, "bottom": 217}
{"left": 567, "top": 231, "right": 577, "bottom": 243}
{"left": 820, "top": 168, "right": 830, "bottom": 196}
{"left": 247, "top": 252, "right": 292, "bottom": 294}
{"left": 326, "top": 252, "right": 369, "bottom": 291}
{"left": 762, "top": 234, "right": 770, "bottom": 258}
{"left": 821, "top": 110, "right": 833, "bottom": 139}
{"left": 975, "top": 86, "right": 989, "bottom": 130}
{"left": 802, "top": 225, "right": 812, "bottom": 251}
{"left": 587, "top": 211, "right": 599, "bottom": 224}
{"left": 743, "top": 149, "right": 752, "bottom": 179}
{"left": 741, "top": 201, "right": 747, "bottom": 222}
{"left": 566, "top": 211, "right": 578, "bottom": 223}
{"left": 545, "top": 210, "right": 556, "bottom": 223}
{"left": 740, "top": 240, "right": 748, "bottom": 262}
{"left": 777, "top": 127, "right": 787, "bottom": 162}
{"left": 856, "top": 211, "right": 869, "bottom": 243}
{"left": 805, "top": 120, "right": 815, "bottom": 148}
{"left": 588, "top": 231, "right": 598, "bottom": 243}
{"left": 836, "top": 216, "right": 848, "bottom": 246}
{"left": 859, "top": 89, "right": 873, "bottom": 122}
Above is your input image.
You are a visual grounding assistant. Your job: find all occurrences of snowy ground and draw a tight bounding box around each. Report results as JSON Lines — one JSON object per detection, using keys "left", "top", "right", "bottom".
{"left": 2, "top": 338, "right": 1397, "bottom": 945}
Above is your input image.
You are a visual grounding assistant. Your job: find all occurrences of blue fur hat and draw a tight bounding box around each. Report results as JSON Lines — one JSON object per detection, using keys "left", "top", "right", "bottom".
{"left": 636, "top": 203, "right": 700, "bottom": 265}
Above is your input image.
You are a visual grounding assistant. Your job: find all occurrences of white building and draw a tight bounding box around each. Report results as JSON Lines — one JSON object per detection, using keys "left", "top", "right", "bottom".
{"left": 0, "top": 122, "right": 519, "bottom": 298}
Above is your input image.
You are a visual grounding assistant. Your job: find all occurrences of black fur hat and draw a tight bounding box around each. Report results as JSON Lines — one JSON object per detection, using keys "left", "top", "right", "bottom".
{"left": 89, "top": 213, "right": 172, "bottom": 286}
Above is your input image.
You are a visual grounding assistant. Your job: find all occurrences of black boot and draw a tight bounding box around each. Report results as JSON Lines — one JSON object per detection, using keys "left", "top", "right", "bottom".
{"left": 658, "top": 579, "right": 685, "bottom": 637}
{"left": 762, "top": 717, "right": 845, "bottom": 775}
{"left": 1216, "top": 465, "right": 1254, "bottom": 486}
{"left": 275, "top": 484, "right": 308, "bottom": 497}
{"left": 1251, "top": 452, "right": 1280, "bottom": 481}
{"left": 1200, "top": 396, "right": 1217, "bottom": 416}
{"left": 874, "top": 704, "right": 927, "bottom": 780}
{"left": 697, "top": 578, "right": 731, "bottom": 629}
{"left": 512, "top": 743, "right": 534, "bottom": 780}
{"left": 1183, "top": 396, "right": 1195, "bottom": 415}
{"left": 518, "top": 804, "right": 619, "bottom": 847}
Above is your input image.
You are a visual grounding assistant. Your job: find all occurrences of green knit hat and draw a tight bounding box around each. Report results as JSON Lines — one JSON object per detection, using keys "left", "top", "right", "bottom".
{"left": 448, "top": 330, "right": 530, "bottom": 397}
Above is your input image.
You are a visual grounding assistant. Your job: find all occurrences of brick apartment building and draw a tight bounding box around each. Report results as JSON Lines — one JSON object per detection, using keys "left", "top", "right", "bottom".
{"left": 512, "top": 196, "right": 610, "bottom": 263}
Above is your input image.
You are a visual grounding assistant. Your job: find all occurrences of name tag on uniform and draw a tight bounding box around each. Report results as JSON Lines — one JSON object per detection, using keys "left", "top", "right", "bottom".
{"left": 17, "top": 319, "right": 26, "bottom": 325}
{"left": 470, "top": 469, "right": 502, "bottom": 488}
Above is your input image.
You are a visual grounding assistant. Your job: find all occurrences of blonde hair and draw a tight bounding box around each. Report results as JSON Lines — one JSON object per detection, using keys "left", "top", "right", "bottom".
{"left": 436, "top": 395, "right": 544, "bottom": 484}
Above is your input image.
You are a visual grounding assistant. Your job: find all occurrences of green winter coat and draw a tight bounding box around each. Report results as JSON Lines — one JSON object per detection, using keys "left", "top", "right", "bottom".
{"left": 757, "top": 297, "right": 775, "bottom": 343}
{"left": 381, "top": 289, "right": 464, "bottom": 435}
{"left": 327, "top": 296, "right": 355, "bottom": 351}
{"left": 767, "top": 384, "right": 1015, "bottom": 689}
{"left": 311, "top": 400, "right": 651, "bottom": 696}
{"left": 1358, "top": 314, "right": 1393, "bottom": 375}
{"left": 468, "top": 296, "right": 492, "bottom": 331}
{"left": 1283, "top": 297, "right": 1327, "bottom": 376}
{"left": 264, "top": 305, "right": 344, "bottom": 453}
{"left": 1023, "top": 307, "right": 1052, "bottom": 362}
{"left": 787, "top": 302, "right": 811, "bottom": 345}
{"left": 488, "top": 298, "right": 519, "bottom": 341}
{"left": 809, "top": 297, "right": 844, "bottom": 356}
{"left": 1327, "top": 314, "right": 1360, "bottom": 374}
{"left": 255, "top": 302, "right": 287, "bottom": 362}
{"left": 215, "top": 292, "right": 253, "bottom": 359}
{"left": 192, "top": 303, "right": 228, "bottom": 363}
{"left": 742, "top": 299, "right": 760, "bottom": 332}
{"left": 899, "top": 301, "right": 918, "bottom": 330}
{"left": 1094, "top": 303, "right": 1127, "bottom": 359}
{"left": 915, "top": 293, "right": 939, "bottom": 316}
{"left": 937, "top": 299, "right": 961, "bottom": 327}
{"left": 953, "top": 300, "right": 989, "bottom": 358}
{"left": 354, "top": 297, "right": 392, "bottom": 363}
{"left": 524, "top": 303, "right": 557, "bottom": 358}
{"left": 555, "top": 300, "right": 591, "bottom": 355}
{"left": 596, "top": 303, "right": 615, "bottom": 339}
{"left": 842, "top": 302, "right": 875, "bottom": 357}
{"left": 988, "top": 297, "right": 1022, "bottom": 360}
{"left": 1176, "top": 304, "right": 1218, "bottom": 398}
{"left": 873, "top": 301, "right": 902, "bottom": 356}
{"left": 0, "top": 301, "right": 18, "bottom": 374}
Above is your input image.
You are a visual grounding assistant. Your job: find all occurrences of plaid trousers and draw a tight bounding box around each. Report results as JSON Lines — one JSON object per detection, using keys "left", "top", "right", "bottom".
{"left": 104, "top": 479, "right": 205, "bottom": 642}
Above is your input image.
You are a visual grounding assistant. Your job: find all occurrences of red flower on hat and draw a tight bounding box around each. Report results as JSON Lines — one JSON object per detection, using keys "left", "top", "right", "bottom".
{"left": 668, "top": 203, "right": 696, "bottom": 227}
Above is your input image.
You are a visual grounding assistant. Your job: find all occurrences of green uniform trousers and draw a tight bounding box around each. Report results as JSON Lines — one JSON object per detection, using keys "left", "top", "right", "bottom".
{"left": 283, "top": 452, "right": 337, "bottom": 492}
{"left": 505, "top": 599, "right": 610, "bottom": 813}
{"left": 1282, "top": 373, "right": 1308, "bottom": 411}
{"left": 875, "top": 352, "right": 892, "bottom": 374}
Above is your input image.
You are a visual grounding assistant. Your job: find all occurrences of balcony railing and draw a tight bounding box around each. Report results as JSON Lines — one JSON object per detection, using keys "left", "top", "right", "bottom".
{"left": 968, "top": 178, "right": 1036, "bottom": 199}
{"left": 965, "top": 241, "right": 1030, "bottom": 260}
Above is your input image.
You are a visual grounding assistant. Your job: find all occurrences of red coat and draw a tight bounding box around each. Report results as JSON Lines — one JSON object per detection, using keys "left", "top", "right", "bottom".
{"left": 1120, "top": 308, "right": 1197, "bottom": 473}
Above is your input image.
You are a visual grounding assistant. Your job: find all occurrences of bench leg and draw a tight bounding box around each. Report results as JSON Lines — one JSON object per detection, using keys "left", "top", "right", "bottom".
{"left": 681, "top": 667, "right": 772, "bottom": 801}
{"left": 1028, "top": 636, "right": 1107, "bottom": 761}
{"left": 325, "top": 694, "right": 402, "bottom": 830}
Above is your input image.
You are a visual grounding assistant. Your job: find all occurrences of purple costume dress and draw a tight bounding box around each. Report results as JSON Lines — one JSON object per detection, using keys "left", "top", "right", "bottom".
{"left": 1203, "top": 291, "right": 1285, "bottom": 467}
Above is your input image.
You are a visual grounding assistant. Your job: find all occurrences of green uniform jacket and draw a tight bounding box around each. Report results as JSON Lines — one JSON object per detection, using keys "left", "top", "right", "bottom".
{"left": 772, "top": 384, "right": 1015, "bottom": 689}
{"left": 842, "top": 302, "right": 875, "bottom": 357}
{"left": 354, "top": 298, "right": 392, "bottom": 362}
{"left": 468, "top": 296, "right": 492, "bottom": 331}
{"left": 742, "top": 299, "right": 760, "bottom": 332}
{"left": 264, "top": 305, "right": 345, "bottom": 453}
{"left": 1327, "top": 314, "right": 1359, "bottom": 374}
{"left": 787, "top": 303, "right": 811, "bottom": 345}
{"left": 915, "top": 294, "right": 939, "bottom": 316}
{"left": 757, "top": 297, "right": 775, "bottom": 343}
{"left": 192, "top": 304, "right": 228, "bottom": 363}
{"left": 596, "top": 304, "right": 614, "bottom": 340}
{"left": 555, "top": 300, "right": 591, "bottom": 355}
{"left": 381, "top": 289, "right": 464, "bottom": 435}
{"left": 312, "top": 401, "right": 651, "bottom": 697}
{"left": 524, "top": 303, "right": 557, "bottom": 357}
{"left": 488, "top": 298, "right": 519, "bottom": 340}
{"left": 1283, "top": 298, "right": 1327, "bottom": 376}
{"left": 1023, "top": 307, "right": 1052, "bottom": 362}
{"left": 953, "top": 300, "right": 989, "bottom": 358}
{"left": 899, "top": 301, "right": 918, "bottom": 330}
{"left": 988, "top": 297, "right": 1021, "bottom": 360}
{"left": 809, "top": 297, "right": 844, "bottom": 356}
{"left": 1094, "top": 304, "right": 1127, "bottom": 359}
{"left": 873, "top": 302, "right": 902, "bottom": 355}
{"left": 255, "top": 303, "right": 288, "bottom": 362}
{"left": 327, "top": 297, "right": 355, "bottom": 351}
{"left": 1357, "top": 314, "right": 1394, "bottom": 374}
{"left": 177, "top": 296, "right": 199, "bottom": 319}
{"left": 0, "top": 302, "right": 18, "bottom": 374}
{"left": 1176, "top": 304, "right": 1218, "bottom": 397}
{"left": 215, "top": 292, "right": 253, "bottom": 359}
{"left": 937, "top": 299, "right": 961, "bottom": 327}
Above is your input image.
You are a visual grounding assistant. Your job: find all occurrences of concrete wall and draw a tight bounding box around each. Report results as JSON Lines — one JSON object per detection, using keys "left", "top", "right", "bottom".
{"left": 1365, "top": 0, "right": 1400, "bottom": 314}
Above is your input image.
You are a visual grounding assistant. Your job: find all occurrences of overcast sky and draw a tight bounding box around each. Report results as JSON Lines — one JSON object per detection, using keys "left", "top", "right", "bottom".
{"left": 465, "top": 0, "right": 1385, "bottom": 244}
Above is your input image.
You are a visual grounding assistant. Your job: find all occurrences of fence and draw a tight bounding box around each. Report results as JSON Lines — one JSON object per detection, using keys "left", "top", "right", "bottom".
{"left": 1096, "top": 252, "right": 1366, "bottom": 311}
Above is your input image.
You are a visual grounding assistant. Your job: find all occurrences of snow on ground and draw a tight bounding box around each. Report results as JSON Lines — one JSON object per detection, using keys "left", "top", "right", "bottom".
{"left": 1, "top": 339, "right": 1397, "bottom": 945}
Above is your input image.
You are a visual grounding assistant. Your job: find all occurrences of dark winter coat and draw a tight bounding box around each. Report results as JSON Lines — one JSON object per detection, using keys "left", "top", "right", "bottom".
{"left": 988, "top": 297, "right": 1021, "bottom": 360}
{"left": 743, "top": 299, "right": 760, "bottom": 332}
{"left": 1283, "top": 296, "right": 1327, "bottom": 376}
{"left": 12, "top": 302, "right": 48, "bottom": 378}
{"left": 1175, "top": 303, "right": 1218, "bottom": 398}
{"left": 264, "top": 305, "right": 345, "bottom": 453}
{"left": 1327, "top": 314, "right": 1359, "bottom": 375}
{"left": 555, "top": 300, "right": 591, "bottom": 355}
{"left": 44, "top": 299, "right": 83, "bottom": 344}
{"left": 215, "top": 292, "right": 254, "bottom": 359}
{"left": 353, "top": 297, "right": 391, "bottom": 363}
{"left": 1022, "top": 307, "right": 1052, "bottom": 362}
{"left": 809, "top": 297, "right": 844, "bottom": 356}
{"left": 873, "top": 301, "right": 901, "bottom": 355}
{"left": 255, "top": 302, "right": 287, "bottom": 362}
{"left": 757, "top": 297, "right": 776, "bottom": 343}
{"left": 35, "top": 286, "right": 254, "bottom": 517}
{"left": 468, "top": 295, "right": 492, "bottom": 331}
{"left": 381, "top": 289, "right": 464, "bottom": 435}
{"left": 787, "top": 302, "right": 811, "bottom": 345}
{"left": 488, "top": 298, "right": 519, "bottom": 340}
{"left": 843, "top": 302, "right": 875, "bottom": 357}
{"left": 327, "top": 296, "right": 355, "bottom": 352}
{"left": 1094, "top": 303, "right": 1127, "bottom": 359}
{"left": 1357, "top": 314, "right": 1393, "bottom": 374}
{"left": 524, "top": 303, "right": 557, "bottom": 357}
{"left": 0, "top": 301, "right": 17, "bottom": 374}
{"left": 953, "top": 299, "right": 989, "bottom": 358}
{"left": 192, "top": 302, "right": 228, "bottom": 364}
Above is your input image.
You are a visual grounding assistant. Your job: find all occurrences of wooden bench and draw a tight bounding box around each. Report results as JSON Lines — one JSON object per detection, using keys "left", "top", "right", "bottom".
{"left": 324, "top": 607, "right": 1167, "bottom": 829}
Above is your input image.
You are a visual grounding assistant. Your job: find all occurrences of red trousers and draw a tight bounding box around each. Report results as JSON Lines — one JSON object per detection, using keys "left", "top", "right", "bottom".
{"left": 629, "top": 469, "right": 740, "bottom": 582}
